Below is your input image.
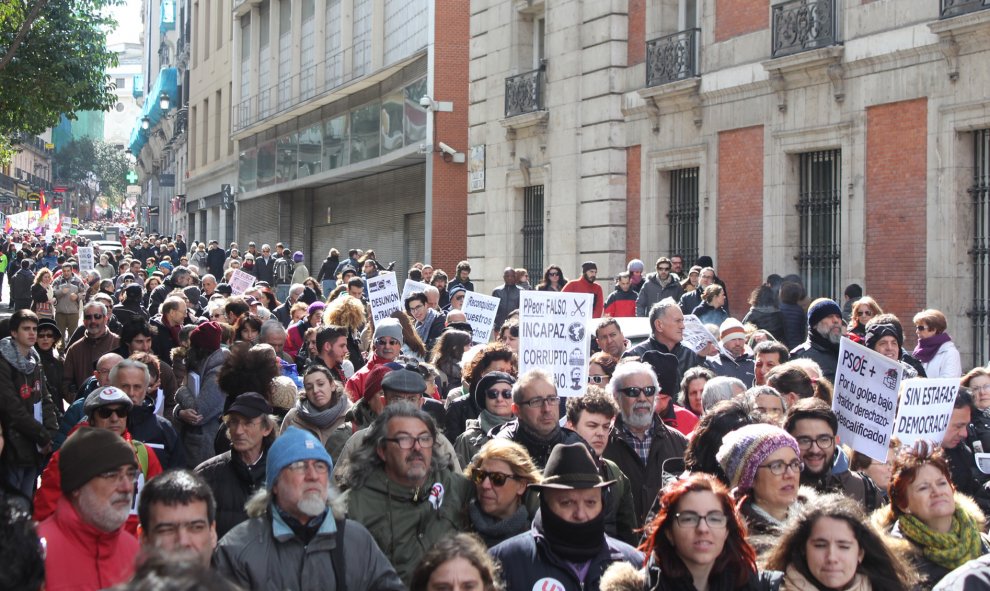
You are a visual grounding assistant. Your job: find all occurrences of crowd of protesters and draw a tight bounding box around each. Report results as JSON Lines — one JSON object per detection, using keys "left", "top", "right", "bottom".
{"left": 4, "top": 230, "right": 990, "bottom": 591}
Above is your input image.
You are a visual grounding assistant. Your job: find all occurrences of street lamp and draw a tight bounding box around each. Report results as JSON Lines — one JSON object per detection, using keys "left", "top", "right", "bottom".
{"left": 159, "top": 91, "right": 170, "bottom": 111}
{"left": 141, "top": 116, "right": 150, "bottom": 130}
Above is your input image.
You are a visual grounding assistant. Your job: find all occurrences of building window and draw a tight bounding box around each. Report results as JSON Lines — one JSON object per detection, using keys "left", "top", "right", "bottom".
{"left": 797, "top": 149, "right": 841, "bottom": 300}
{"left": 522, "top": 185, "right": 544, "bottom": 282}
{"left": 668, "top": 167, "right": 699, "bottom": 265}
{"left": 970, "top": 129, "right": 990, "bottom": 365}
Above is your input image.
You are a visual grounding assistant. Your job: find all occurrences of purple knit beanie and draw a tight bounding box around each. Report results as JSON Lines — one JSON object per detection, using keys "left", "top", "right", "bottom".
{"left": 716, "top": 424, "right": 800, "bottom": 492}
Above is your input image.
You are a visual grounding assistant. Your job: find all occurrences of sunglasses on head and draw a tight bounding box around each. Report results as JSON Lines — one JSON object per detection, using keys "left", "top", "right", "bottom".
{"left": 470, "top": 469, "right": 517, "bottom": 487}
{"left": 94, "top": 406, "right": 128, "bottom": 419}
{"left": 485, "top": 388, "right": 512, "bottom": 400}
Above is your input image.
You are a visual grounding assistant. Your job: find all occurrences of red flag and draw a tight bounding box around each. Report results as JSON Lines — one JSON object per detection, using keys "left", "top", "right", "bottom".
{"left": 39, "top": 190, "right": 49, "bottom": 217}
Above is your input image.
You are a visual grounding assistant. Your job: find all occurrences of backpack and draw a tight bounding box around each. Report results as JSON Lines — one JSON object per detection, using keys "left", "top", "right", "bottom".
{"left": 273, "top": 258, "right": 292, "bottom": 284}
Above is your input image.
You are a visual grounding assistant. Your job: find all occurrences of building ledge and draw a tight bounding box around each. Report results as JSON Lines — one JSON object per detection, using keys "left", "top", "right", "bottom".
{"left": 500, "top": 109, "right": 549, "bottom": 133}
{"left": 928, "top": 8, "right": 990, "bottom": 81}
{"left": 761, "top": 45, "right": 845, "bottom": 112}
{"left": 633, "top": 78, "right": 702, "bottom": 131}
{"left": 761, "top": 44, "right": 844, "bottom": 76}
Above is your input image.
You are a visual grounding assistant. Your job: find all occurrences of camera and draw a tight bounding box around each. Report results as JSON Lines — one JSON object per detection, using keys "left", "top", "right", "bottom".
{"left": 438, "top": 142, "right": 457, "bottom": 156}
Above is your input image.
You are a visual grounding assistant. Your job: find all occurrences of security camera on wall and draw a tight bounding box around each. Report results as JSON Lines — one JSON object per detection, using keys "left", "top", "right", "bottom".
{"left": 437, "top": 142, "right": 466, "bottom": 164}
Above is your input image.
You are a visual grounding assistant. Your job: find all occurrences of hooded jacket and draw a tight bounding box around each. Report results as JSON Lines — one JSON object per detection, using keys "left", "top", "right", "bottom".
{"left": 636, "top": 272, "right": 685, "bottom": 317}
{"left": 0, "top": 336, "right": 57, "bottom": 466}
{"left": 341, "top": 466, "right": 472, "bottom": 584}
{"left": 214, "top": 497, "right": 405, "bottom": 591}
{"left": 38, "top": 496, "right": 140, "bottom": 591}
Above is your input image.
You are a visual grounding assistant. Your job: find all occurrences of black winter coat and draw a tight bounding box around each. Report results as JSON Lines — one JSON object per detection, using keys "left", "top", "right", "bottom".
{"left": 789, "top": 333, "right": 839, "bottom": 382}
{"left": 206, "top": 248, "right": 226, "bottom": 278}
{"left": 490, "top": 420, "right": 586, "bottom": 470}
{"left": 741, "top": 306, "right": 785, "bottom": 341}
{"left": 195, "top": 449, "right": 267, "bottom": 539}
{"left": 128, "top": 398, "right": 187, "bottom": 469}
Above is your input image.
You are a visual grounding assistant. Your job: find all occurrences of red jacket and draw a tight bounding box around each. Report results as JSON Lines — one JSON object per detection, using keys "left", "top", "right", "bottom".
{"left": 34, "top": 424, "right": 163, "bottom": 535}
{"left": 38, "top": 496, "right": 140, "bottom": 591}
{"left": 344, "top": 352, "right": 390, "bottom": 402}
{"left": 561, "top": 278, "right": 605, "bottom": 318}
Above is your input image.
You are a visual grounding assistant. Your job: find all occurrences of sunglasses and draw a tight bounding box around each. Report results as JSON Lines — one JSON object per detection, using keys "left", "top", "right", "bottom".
{"left": 84, "top": 314, "right": 105, "bottom": 321}
{"left": 94, "top": 406, "right": 128, "bottom": 419}
{"left": 618, "top": 386, "right": 657, "bottom": 398}
{"left": 485, "top": 388, "right": 512, "bottom": 400}
{"left": 588, "top": 375, "right": 608, "bottom": 384}
{"left": 470, "top": 470, "right": 518, "bottom": 487}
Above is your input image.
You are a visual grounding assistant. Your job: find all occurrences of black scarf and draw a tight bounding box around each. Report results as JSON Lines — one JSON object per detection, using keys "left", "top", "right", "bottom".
{"left": 534, "top": 499, "right": 606, "bottom": 562}
{"left": 515, "top": 421, "right": 562, "bottom": 468}
{"left": 809, "top": 328, "right": 841, "bottom": 355}
{"left": 275, "top": 506, "right": 327, "bottom": 545}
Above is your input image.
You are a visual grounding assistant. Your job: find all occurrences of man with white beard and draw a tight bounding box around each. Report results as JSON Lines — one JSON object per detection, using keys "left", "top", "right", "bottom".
{"left": 214, "top": 427, "right": 404, "bottom": 590}
{"left": 602, "top": 361, "right": 688, "bottom": 527}
{"left": 37, "top": 427, "right": 141, "bottom": 590}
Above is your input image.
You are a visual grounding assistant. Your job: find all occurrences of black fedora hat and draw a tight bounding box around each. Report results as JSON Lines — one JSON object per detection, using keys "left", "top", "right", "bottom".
{"left": 530, "top": 443, "right": 615, "bottom": 490}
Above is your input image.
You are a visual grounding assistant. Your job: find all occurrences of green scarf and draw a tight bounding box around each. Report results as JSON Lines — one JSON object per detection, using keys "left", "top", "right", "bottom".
{"left": 898, "top": 504, "right": 983, "bottom": 571}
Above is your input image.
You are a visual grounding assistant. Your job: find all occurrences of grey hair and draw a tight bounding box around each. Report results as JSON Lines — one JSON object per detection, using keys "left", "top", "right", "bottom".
{"left": 511, "top": 368, "right": 555, "bottom": 405}
{"left": 83, "top": 300, "right": 109, "bottom": 315}
{"left": 648, "top": 298, "right": 679, "bottom": 331}
{"left": 245, "top": 485, "right": 345, "bottom": 521}
{"left": 201, "top": 274, "right": 216, "bottom": 283}
{"left": 110, "top": 358, "right": 151, "bottom": 388}
{"left": 606, "top": 361, "right": 659, "bottom": 398}
{"left": 289, "top": 283, "right": 305, "bottom": 298}
{"left": 424, "top": 285, "right": 440, "bottom": 298}
{"left": 701, "top": 376, "right": 746, "bottom": 412}
{"left": 259, "top": 320, "right": 288, "bottom": 342}
{"left": 746, "top": 385, "right": 788, "bottom": 412}
{"left": 335, "top": 402, "right": 440, "bottom": 491}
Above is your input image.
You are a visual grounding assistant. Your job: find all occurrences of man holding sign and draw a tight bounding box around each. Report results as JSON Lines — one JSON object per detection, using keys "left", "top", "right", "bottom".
{"left": 623, "top": 298, "right": 702, "bottom": 385}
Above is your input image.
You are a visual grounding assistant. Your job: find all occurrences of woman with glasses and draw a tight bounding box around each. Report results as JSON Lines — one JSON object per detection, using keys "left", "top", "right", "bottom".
{"left": 846, "top": 296, "right": 883, "bottom": 344}
{"left": 464, "top": 439, "right": 541, "bottom": 547}
{"left": 537, "top": 265, "right": 567, "bottom": 292}
{"left": 34, "top": 318, "right": 65, "bottom": 409}
{"left": 874, "top": 442, "right": 990, "bottom": 588}
{"left": 454, "top": 372, "right": 516, "bottom": 467}
{"left": 588, "top": 351, "right": 617, "bottom": 389}
{"left": 746, "top": 385, "right": 786, "bottom": 426}
{"left": 764, "top": 494, "right": 915, "bottom": 591}
{"left": 912, "top": 309, "right": 962, "bottom": 379}
{"left": 717, "top": 423, "right": 807, "bottom": 558}
{"left": 605, "top": 473, "right": 781, "bottom": 591}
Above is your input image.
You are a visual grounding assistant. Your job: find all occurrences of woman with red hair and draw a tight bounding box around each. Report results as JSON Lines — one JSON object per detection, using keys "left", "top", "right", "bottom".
{"left": 603, "top": 473, "right": 781, "bottom": 590}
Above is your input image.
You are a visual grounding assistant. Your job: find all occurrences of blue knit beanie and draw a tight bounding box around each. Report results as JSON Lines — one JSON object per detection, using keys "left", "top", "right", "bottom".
{"left": 266, "top": 427, "right": 333, "bottom": 489}
{"left": 807, "top": 298, "right": 842, "bottom": 329}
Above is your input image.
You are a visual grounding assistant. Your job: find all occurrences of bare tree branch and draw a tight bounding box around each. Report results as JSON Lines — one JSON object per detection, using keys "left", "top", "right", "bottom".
{"left": 0, "top": 0, "right": 50, "bottom": 72}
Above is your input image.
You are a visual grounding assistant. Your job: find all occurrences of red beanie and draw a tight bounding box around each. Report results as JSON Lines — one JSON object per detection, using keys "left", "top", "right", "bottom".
{"left": 360, "top": 365, "right": 393, "bottom": 402}
{"left": 190, "top": 321, "right": 223, "bottom": 351}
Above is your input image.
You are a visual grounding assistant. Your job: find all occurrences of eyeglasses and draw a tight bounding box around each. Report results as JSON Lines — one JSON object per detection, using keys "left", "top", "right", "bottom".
{"left": 37, "top": 333, "right": 56, "bottom": 340}
{"left": 485, "top": 388, "right": 513, "bottom": 400}
{"left": 674, "top": 511, "right": 728, "bottom": 529}
{"left": 409, "top": 304, "right": 426, "bottom": 314}
{"left": 94, "top": 406, "right": 129, "bottom": 419}
{"left": 470, "top": 469, "right": 518, "bottom": 487}
{"left": 795, "top": 434, "right": 835, "bottom": 450}
{"left": 588, "top": 375, "right": 609, "bottom": 385}
{"left": 548, "top": 272, "right": 560, "bottom": 277}
{"left": 84, "top": 313, "right": 105, "bottom": 321}
{"left": 758, "top": 459, "right": 803, "bottom": 475}
{"left": 617, "top": 386, "right": 657, "bottom": 398}
{"left": 285, "top": 460, "right": 329, "bottom": 475}
{"left": 375, "top": 338, "right": 401, "bottom": 347}
{"left": 519, "top": 395, "right": 559, "bottom": 409}
{"left": 971, "top": 384, "right": 990, "bottom": 394}
{"left": 383, "top": 434, "right": 435, "bottom": 449}
{"left": 856, "top": 310, "right": 874, "bottom": 317}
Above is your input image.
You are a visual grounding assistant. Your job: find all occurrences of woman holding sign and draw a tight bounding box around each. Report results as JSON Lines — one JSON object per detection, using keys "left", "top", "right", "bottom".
{"left": 875, "top": 442, "right": 990, "bottom": 588}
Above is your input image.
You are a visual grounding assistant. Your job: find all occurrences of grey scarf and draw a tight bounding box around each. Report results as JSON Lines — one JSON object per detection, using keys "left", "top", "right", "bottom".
{"left": 295, "top": 394, "right": 349, "bottom": 429}
{"left": 479, "top": 409, "right": 511, "bottom": 433}
{"left": 467, "top": 500, "right": 530, "bottom": 546}
{"left": 416, "top": 308, "right": 439, "bottom": 343}
{"left": 0, "top": 336, "right": 37, "bottom": 374}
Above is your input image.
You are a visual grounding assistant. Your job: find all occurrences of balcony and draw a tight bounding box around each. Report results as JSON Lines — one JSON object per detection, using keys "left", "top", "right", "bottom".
{"left": 771, "top": 0, "right": 839, "bottom": 59}
{"left": 940, "top": 0, "right": 990, "bottom": 18}
{"left": 504, "top": 68, "right": 545, "bottom": 118}
{"left": 646, "top": 28, "right": 700, "bottom": 88}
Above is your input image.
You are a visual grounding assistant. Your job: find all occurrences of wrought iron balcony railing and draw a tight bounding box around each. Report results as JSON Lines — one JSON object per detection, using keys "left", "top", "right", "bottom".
{"left": 940, "top": 0, "right": 990, "bottom": 18}
{"left": 646, "top": 28, "right": 700, "bottom": 87}
{"left": 771, "top": 0, "right": 839, "bottom": 59}
{"left": 504, "top": 68, "right": 545, "bottom": 118}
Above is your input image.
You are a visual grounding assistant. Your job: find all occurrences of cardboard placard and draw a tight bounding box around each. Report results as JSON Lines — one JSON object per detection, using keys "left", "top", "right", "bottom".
{"left": 681, "top": 314, "right": 718, "bottom": 354}
{"left": 832, "top": 338, "right": 901, "bottom": 462}
{"left": 462, "top": 291, "right": 500, "bottom": 343}
{"left": 892, "top": 378, "right": 959, "bottom": 447}
{"left": 518, "top": 291, "right": 594, "bottom": 396}
{"left": 228, "top": 268, "right": 256, "bottom": 295}
{"left": 76, "top": 246, "right": 95, "bottom": 273}
{"left": 367, "top": 273, "right": 402, "bottom": 324}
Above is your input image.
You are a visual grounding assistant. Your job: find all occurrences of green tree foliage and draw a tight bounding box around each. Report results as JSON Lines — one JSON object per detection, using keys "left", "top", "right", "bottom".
{"left": 54, "top": 137, "right": 131, "bottom": 216}
{"left": 0, "top": 0, "right": 121, "bottom": 137}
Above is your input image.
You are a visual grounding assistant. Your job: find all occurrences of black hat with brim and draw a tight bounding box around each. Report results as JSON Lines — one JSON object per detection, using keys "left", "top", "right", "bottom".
{"left": 530, "top": 443, "right": 615, "bottom": 490}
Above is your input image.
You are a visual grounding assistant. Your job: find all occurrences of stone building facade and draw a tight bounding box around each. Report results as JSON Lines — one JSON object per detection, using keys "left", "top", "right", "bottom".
{"left": 468, "top": 0, "right": 990, "bottom": 363}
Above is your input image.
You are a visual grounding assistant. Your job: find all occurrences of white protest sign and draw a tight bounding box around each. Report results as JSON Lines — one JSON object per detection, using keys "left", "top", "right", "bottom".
{"left": 462, "top": 291, "right": 500, "bottom": 343}
{"left": 681, "top": 314, "right": 718, "bottom": 354}
{"left": 519, "top": 291, "right": 594, "bottom": 396}
{"left": 832, "top": 338, "right": 901, "bottom": 462}
{"left": 892, "top": 378, "right": 959, "bottom": 447}
{"left": 367, "top": 272, "right": 402, "bottom": 324}
{"left": 76, "top": 246, "right": 95, "bottom": 273}
{"left": 228, "top": 268, "right": 256, "bottom": 295}
{"left": 401, "top": 279, "right": 431, "bottom": 302}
